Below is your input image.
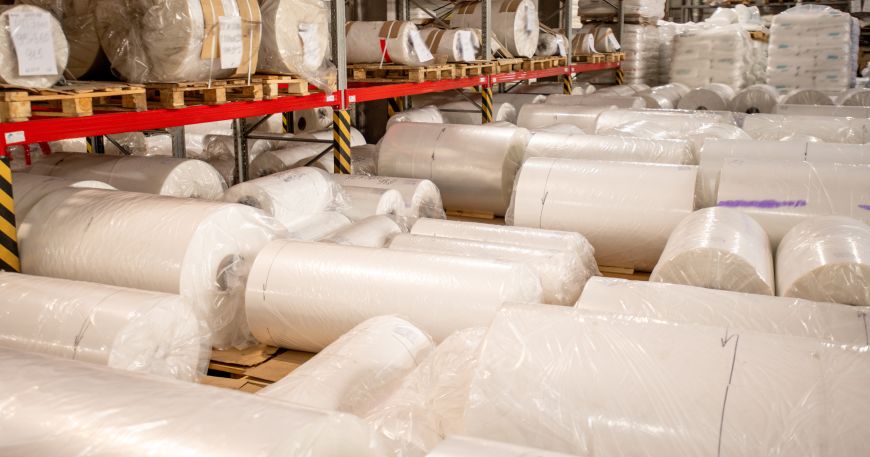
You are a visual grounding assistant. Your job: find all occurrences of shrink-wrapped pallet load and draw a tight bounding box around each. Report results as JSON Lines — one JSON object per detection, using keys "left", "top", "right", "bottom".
{"left": 510, "top": 158, "right": 697, "bottom": 271}
{"left": 11, "top": 173, "right": 114, "bottom": 223}
{"left": 378, "top": 123, "right": 529, "bottom": 216}
{"left": 670, "top": 24, "right": 754, "bottom": 89}
{"left": 617, "top": 25, "right": 661, "bottom": 86}
{"left": 742, "top": 113, "right": 870, "bottom": 143}
{"left": 463, "top": 304, "right": 870, "bottom": 456}
{"left": 523, "top": 131, "right": 694, "bottom": 165}
{"left": 333, "top": 174, "right": 445, "bottom": 219}
{"left": 438, "top": 101, "right": 517, "bottom": 125}
{"left": 577, "top": 277, "right": 870, "bottom": 345}
{"left": 730, "top": 84, "right": 780, "bottom": 113}
{"left": 19, "top": 188, "right": 286, "bottom": 349}
{"left": 0, "top": 4, "right": 69, "bottom": 88}
{"left": 776, "top": 216, "right": 870, "bottom": 306}
{"left": 0, "top": 272, "right": 208, "bottom": 381}
{"left": 257, "top": 0, "right": 332, "bottom": 88}
{"left": 285, "top": 211, "right": 352, "bottom": 241}
{"left": 386, "top": 105, "right": 445, "bottom": 130}
{"left": 450, "top": 0, "right": 539, "bottom": 58}
{"left": 0, "top": 348, "right": 390, "bottom": 457}
{"left": 650, "top": 207, "right": 774, "bottom": 294}
{"left": 516, "top": 104, "right": 614, "bottom": 131}
{"left": 259, "top": 316, "right": 434, "bottom": 415}
{"left": 244, "top": 240, "right": 542, "bottom": 352}
{"left": 677, "top": 83, "right": 737, "bottom": 111}
{"left": 30, "top": 152, "right": 227, "bottom": 199}
{"left": 420, "top": 27, "right": 479, "bottom": 62}
{"left": 346, "top": 21, "right": 433, "bottom": 66}
{"left": 779, "top": 88, "right": 834, "bottom": 106}
{"left": 322, "top": 215, "right": 403, "bottom": 248}
{"left": 341, "top": 187, "right": 405, "bottom": 221}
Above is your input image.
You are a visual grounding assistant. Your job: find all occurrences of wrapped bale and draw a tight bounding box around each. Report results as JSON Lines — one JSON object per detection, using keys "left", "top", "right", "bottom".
{"left": 0, "top": 4, "right": 68, "bottom": 88}
{"left": 346, "top": 21, "right": 433, "bottom": 66}
{"left": 670, "top": 25, "right": 754, "bottom": 89}
{"left": 450, "top": 0, "right": 539, "bottom": 58}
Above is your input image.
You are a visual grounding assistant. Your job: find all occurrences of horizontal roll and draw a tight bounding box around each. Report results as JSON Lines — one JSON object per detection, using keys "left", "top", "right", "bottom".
{"left": 20, "top": 188, "right": 285, "bottom": 348}
{"left": 805, "top": 143, "right": 870, "bottom": 164}
{"left": 639, "top": 83, "right": 690, "bottom": 110}
{"left": 523, "top": 131, "right": 694, "bottom": 165}
{"left": 595, "top": 85, "right": 639, "bottom": 97}
{"left": 203, "top": 135, "right": 275, "bottom": 161}
{"left": 249, "top": 143, "right": 334, "bottom": 177}
{"left": 258, "top": 315, "right": 433, "bottom": 415}
{"left": 322, "top": 215, "right": 404, "bottom": 248}
{"left": 510, "top": 158, "right": 697, "bottom": 271}
{"left": 245, "top": 239, "right": 543, "bottom": 351}
{"left": 429, "top": 436, "right": 579, "bottom": 457}
{"left": 285, "top": 211, "right": 352, "bottom": 241}
{"left": 29, "top": 152, "right": 227, "bottom": 199}
{"left": 836, "top": 88, "right": 870, "bottom": 107}
{"left": 776, "top": 216, "right": 870, "bottom": 306}
{"left": 535, "top": 32, "right": 562, "bottom": 56}
{"left": 257, "top": 0, "right": 330, "bottom": 83}
{"left": 730, "top": 84, "right": 780, "bottom": 114}
{"left": 676, "top": 83, "right": 737, "bottom": 111}
{"left": 0, "top": 5, "right": 69, "bottom": 88}
{"left": 346, "top": 21, "right": 433, "bottom": 66}
{"left": 774, "top": 104, "right": 870, "bottom": 118}
{"left": 0, "top": 348, "right": 390, "bottom": 456}
{"left": 378, "top": 123, "right": 529, "bottom": 216}
{"left": 742, "top": 113, "right": 870, "bottom": 144}
{"left": 351, "top": 144, "right": 379, "bottom": 175}
{"left": 450, "top": 0, "right": 539, "bottom": 58}
{"left": 341, "top": 186, "right": 405, "bottom": 221}
{"left": 517, "top": 104, "right": 614, "bottom": 131}
{"left": 300, "top": 126, "right": 367, "bottom": 145}
{"left": 294, "top": 107, "right": 334, "bottom": 132}
{"left": 650, "top": 207, "right": 774, "bottom": 295}
{"left": 545, "top": 94, "right": 645, "bottom": 109}
{"left": 0, "top": 272, "right": 207, "bottom": 381}
{"left": 438, "top": 101, "right": 517, "bottom": 125}
{"left": 11, "top": 173, "right": 114, "bottom": 224}
{"left": 386, "top": 106, "right": 445, "bottom": 130}
{"left": 332, "top": 174, "right": 445, "bottom": 219}
{"left": 595, "top": 109, "right": 737, "bottom": 133}
{"left": 779, "top": 88, "right": 834, "bottom": 106}
{"left": 490, "top": 93, "right": 548, "bottom": 110}
{"left": 420, "top": 27, "right": 479, "bottom": 62}
{"left": 517, "top": 82, "right": 596, "bottom": 95}
{"left": 577, "top": 277, "right": 870, "bottom": 345}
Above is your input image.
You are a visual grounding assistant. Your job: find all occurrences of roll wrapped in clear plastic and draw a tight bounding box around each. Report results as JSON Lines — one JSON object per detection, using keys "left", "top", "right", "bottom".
{"left": 346, "top": 21, "right": 433, "bottom": 66}
{"left": 742, "top": 113, "right": 870, "bottom": 143}
{"left": 545, "top": 94, "right": 646, "bottom": 109}
{"left": 774, "top": 104, "right": 870, "bottom": 118}
{"left": 257, "top": 0, "right": 333, "bottom": 90}
{"left": 203, "top": 135, "right": 275, "bottom": 161}
{"left": 776, "top": 216, "right": 870, "bottom": 306}
{"left": 420, "top": 27, "right": 479, "bottom": 62}
{"left": 676, "top": 83, "right": 736, "bottom": 111}
{"left": 0, "top": 4, "right": 68, "bottom": 88}
{"left": 438, "top": 101, "right": 517, "bottom": 125}
{"left": 323, "top": 215, "right": 404, "bottom": 248}
{"left": 594, "top": 108, "right": 736, "bottom": 133}
{"left": 0, "top": 348, "right": 391, "bottom": 457}
{"left": 387, "top": 105, "right": 445, "bottom": 130}
{"left": 779, "top": 88, "right": 834, "bottom": 106}
{"left": 352, "top": 144, "right": 380, "bottom": 175}
{"left": 11, "top": 172, "right": 114, "bottom": 224}
{"left": 333, "top": 174, "right": 445, "bottom": 219}
{"left": 639, "top": 83, "right": 690, "bottom": 109}
{"left": 836, "top": 88, "right": 870, "bottom": 107}
{"left": 523, "top": 131, "right": 694, "bottom": 165}
{"left": 285, "top": 211, "right": 352, "bottom": 241}
{"left": 730, "top": 84, "right": 780, "bottom": 114}
{"left": 244, "top": 240, "right": 543, "bottom": 352}
{"left": 341, "top": 186, "right": 405, "bottom": 221}
{"left": 517, "top": 104, "right": 614, "bottom": 131}
{"left": 450, "top": 0, "right": 539, "bottom": 58}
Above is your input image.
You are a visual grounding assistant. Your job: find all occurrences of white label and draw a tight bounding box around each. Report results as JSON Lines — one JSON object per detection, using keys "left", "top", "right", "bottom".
{"left": 218, "top": 16, "right": 243, "bottom": 70}
{"left": 606, "top": 33, "right": 621, "bottom": 51}
{"left": 8, "top": 11, "right": 57, "bottom": 76}
{"left": 582, "top": 34, "right": 597, "bottom": 54}
{"left": 555, "top": 36, "right": 567, "bottom": 57}
{"left": 525, "top": 7, "right": 537, "bottom": 33}
{"left": 298, "top": 22, "right": 322, "bottom": 70}
{"left": 456, "top": 30, "right": 476, "bottom": 62}
{"left": 409, "top": 29, "right": 434, "bottom": 63}
{"left": 326, "top": 94, "right": 336, "bottom": 102}
{"left": 4, "top": 131, "right": 25, "bottom": 144}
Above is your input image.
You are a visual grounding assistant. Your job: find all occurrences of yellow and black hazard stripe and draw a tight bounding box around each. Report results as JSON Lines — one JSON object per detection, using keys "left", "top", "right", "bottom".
{"left": 387, "top": 97, "right": 404, "bottom": 117}
{"left": 616, "top": 68, "right": 625, "bottom": 86}
{"left": 86, "top": 137, "right": 95, "bottom": 154}
{"left": 481, "top": 86, "right": 494, "bottom": 124}
{"left": 0, "top": 155, "right": 20, "bottom": 272}
{"left": 562, "top": 74, "right": 574, "bottom": 95}
{"left": 333, "top": 110, "right": 352, "bottom": 175}
{"left": 282, "top": 112, "right": 292, "bottom": 133}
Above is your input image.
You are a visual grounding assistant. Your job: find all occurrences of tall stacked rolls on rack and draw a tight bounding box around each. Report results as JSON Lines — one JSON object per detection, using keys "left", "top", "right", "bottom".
{"left": 257, "top": 0, "right": 332, "bottom": 88}
{"left": 450, "top": 0, "right": 539, "bottom": 58}
{"left": 346, "top": 21, "right": 433, "bottom": 66}
{"left": 0, "top": 4, "right": 69, "bottom": 88}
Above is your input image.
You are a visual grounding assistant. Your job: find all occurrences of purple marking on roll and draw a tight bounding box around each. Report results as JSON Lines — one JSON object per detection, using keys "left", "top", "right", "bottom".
{"left": 718, "top": 199, "right": 808, "bottom": 209}
{"left": 859, "top": 204, "right": 870, "bottom": 211}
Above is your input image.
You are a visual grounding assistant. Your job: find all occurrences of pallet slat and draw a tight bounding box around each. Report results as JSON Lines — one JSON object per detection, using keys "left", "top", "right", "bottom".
{"left": 146, "top": 78, "right": 263, "bottom": 109}
{"left": 0, "top": 82, "right": 146, "bottom": 122}
{"left": 347, "top": 63, "right": 457, "bottom": 83}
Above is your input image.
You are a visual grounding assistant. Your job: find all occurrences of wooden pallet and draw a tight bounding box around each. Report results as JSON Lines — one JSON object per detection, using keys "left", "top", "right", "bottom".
{"left": 446, "top": 209, "right": 496, "bottom": 220}
{"left": 574, "top": 53, "right": 606, "bottom": 64}
{"left": 254, "top": 74, "right": 311, "bottom": 98}
{"left": 456, "top": 61, "right": 497, "bottom": 77}
{"left": 521, "top": 56, "right": 563, "bottom": 71}
{"left": 203, "top": 344, "right": 315, "bottom": 393}
{"left": 600, "top": 265, "right": 651, "bottom": 282}
{"left": 146, "top": 78, "right": 263, "bottom": 109}
{"left": 605, "top": 52, "right": 626, "bottom": 63}
{"left": 348, "top": 63, "right": 457, "bottom": 83}
{"left": 493, "top": 58, "right": 524, "bottom": 73}
{"left": 0, "top": 81, "right": 146, "bottom": 122}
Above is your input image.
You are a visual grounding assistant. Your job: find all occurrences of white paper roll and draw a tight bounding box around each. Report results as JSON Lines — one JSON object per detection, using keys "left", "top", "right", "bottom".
{"left": 346, "top": 21, "right": 433, "bottom": 66}
{"left": 836, "top": 88, "right": 870, "bottom": 107}
{"left": 546, "top": 94, "right": 646, "bottom": 109}
{"left": 259, "top": 315, "right": 433, "bottom": 415}
{"left": 774, "top": 104, "right": 870, "bottom": 118}
{"left": 420, "top": 27, "right": 479, "bottom": 62}
{"left": 577, "top": 277, "right": 870, "bottom": 345}
{"left": 245, "top": 239, "right": 543, "bottom": 351}
{"left": 294, "top": 107, "right": 334, "bottom": 132}
{"left": 0, "top": 348, "right": 390, "bottom": 457}
{"left": 20, "top": 188, "right": 285, "bottom": 349}
{"left": 595, "top": 85, "right": 639, "bottom": 96}
{"left": 341, "top": 186, "right": 405, "bottom": 221}
{"left": 524, "top": 131, "right": 694, "bottom": 165}
{"left": 249, "top": 143, "right": 333, "bottom": 177}
{"left": 517, "top": 104, "right": 614, "bottom": 131}
{"left": 805, "top": 142, "right": 870, "bottom": 164}
{"left": 258, "top": 0, "right": 329, "bottom": 78}
{"left": 378, "top": 123, "right": 529, "bottom": 216}
{"left": 779, "top": 88, "right": 834, "bottom": 106}
{"left": 490, "top": 93, "right": 547, "bottom": 110}
{"left": 511, "top": 158, "right": 698, "bottom": 271}
{"left": 0, "top": 271, "right": 207, "bottom": 380}
{"left": 12, "top": 172, "right": 114, "bottom": 224}
{"left": 650, "top": 207, "right": 774, "bottom": 295}
{"left": 450, "top": 0, "right": 539, "bottom": 58}
{"left": 776, "top": 216, "right": 870, "bottom": 306}
{"left": 716, "top": 159, "right": 870, "bottom": 246}
{"left": 332, "top": 174, "right": 445, "bottom": 219}
{"left": 351, "top": 144, "right": 379, "bottom": 175}
{"left": 387, "top": 105, "right": 445, "bottom": 130}
{"left": 285, "top": 211, "right": 352, "bottom": 241}
{"left": 0, "top": 5, "right": 68, "bottom": 88}
{"left": 222, "top": 167, "right": 343, "bottom": 230}
{"left": 322, "top": 215, "right": 403, "bottom": 248}
{"left": 743, "top": 114, "right": 870, "bottom": 144}
{"left": 438, "top": 101, "right": 517, "bottom": 125}
{"left": 677, "top": 84, "right": 737, "bottom": 111}
{"left": 29, "top": 152, "right": 227, "bottom": 199}
{"left": 595, "top": 109, "right": 737, "bottom": 133}
{"left": 730, "top": 84, "right": 780, "bottom": 114}
{"left": 428, "top": 436, "right": 581, "bottom": 457}
{"left": 203, "top": 135, "right": 275, "bottom": 161}
{"left": 639, "top": 83, "right": 690, "bottom": 110}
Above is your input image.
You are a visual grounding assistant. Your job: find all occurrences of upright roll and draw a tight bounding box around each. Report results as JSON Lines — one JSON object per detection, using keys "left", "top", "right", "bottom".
{"left": 378, "top": 123, "right": 529, "bottom": 216}
{"left": 677, "top": 83, "right": 737, "bottom": 111}
{"left": 730, "top": 84, "right": 780, "bottom": 114}
{"left": 0, "top": 348, "right": 390, "bottom": 457}
{"left": 332, "top": 174, "right": 445, "bottom": 219}
{"left": 341, "top": 187, "right": 405, "bottom": 221}
{"left": 517, "top": 104, "right": 614, "bottom": 131}
{"left": 0, "top": 5, "right": 68, "bottom": 88}
{"left": 450, "top": 0, "right": 539, "bottom": 58}
{"left": 0, "top": 272, "right": 207, "bottom": 381}
{"left": 650, "top": 207, "right": 775, "bottom": 295}
{"left": 510, "top": 158, "right": 697, "bottom": 271}
{"left": 346, "top": 21, "right": 433, "bottom": 66}
{"left": 322, "top": 215, "right": 403, "bottom": 248}
{"left": 546, "top": 94, "right": 645, "bottom": 109}
{"left": 779, "top": 88, "right": 834, "bottom": 106}
{"left": 257, "top": 0, "right": 330, "bottom": 82}
{"left": 836, "top": 88, "right": 870, "bottom": 107}
{"left": 420, "top": 27, "right": 479, "bottom": 62}
{"left": 438, "top": 101, "right": 517, "bottom": 125}
{"left": 523, "top": 131, "right": 694, "bottom": 165}
{"left": 285, "top": 211, "right": 352, "bottom": 241}
{"left": 259, "top": 316, "right": 433, "bottom": 415}
{"left": 386, "top": 105, "right": 445, "bottom": 130}
{"left": 19, "top": 188, "right": 285, "bottom": 349}
{"left": 11, "top": 173, "right": 114, "bottom": 224}
{"left": 742, "top": 113, "right": 870, "bottom": 144}
{"left": 29, "top": 153, "right": 227, "bottom": 199}
{"left": 776, "top": 216, "right": 870, "bottom": 306}
{"left": 245, "top": 240, "right": 543, "bottom": 351}
{"left": 294, "top": 107, "right": 334, "bottom": 132}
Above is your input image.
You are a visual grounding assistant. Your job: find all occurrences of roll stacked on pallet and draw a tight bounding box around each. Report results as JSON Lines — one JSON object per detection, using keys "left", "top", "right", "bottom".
{"left": 322, "top": 215, "right": 403, "bottom": 248}
{"left": 19, "top": 188, "right": 285, "bottom": 349}
{"left": 0, "top": 4, "right": 69, "bottom": 88}
{"left": 450, "top": 0, "right": 539, "bottom": 58}
{"left": 332, "top": 174, "right": 445, "bottom": 219}
{"left": 346, "top": 21, "right": 433, "bottom": 66}
{"left": 257, "top": 0, "right": 330, "bottom": 86}
{"left": 11, "top": 173, "right": 115, "bottom": 224}
{"left": 420, "top": 27, "right": 479, "bottom": 62}
{"left": 523, "top": 131, "right": 694, "bottom": 165}
{"left": 516, "top": 104, "right": 614, "bottom": 132}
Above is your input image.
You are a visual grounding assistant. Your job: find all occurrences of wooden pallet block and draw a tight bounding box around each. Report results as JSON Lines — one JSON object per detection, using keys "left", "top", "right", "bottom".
{"left": 347, "top": 63, "right": 457, "bottom": 83}
{"left": 573, "top": 53, "right": 606, "bottom": 64}
{"left": 749, "top": 31, "right": 769, "bottom": 43}
{"left": 446, "top": 209, "right": 496, "bottom": 220}
{"left": 254, "top": 74, "right": 311, "bottom": 98}
{"left": 0, "top": 81, "right": 146, "bottom": 122}
{"left": 455, "top": 61, "right": 497, "bottom": 77}
{"left": 494, "top": 58, "right": 524, "bottom": 73}
{"left": 146, "top": 78, "right": 263, "bottom": 109}
{"left": 600, "top": 265, "right": 651, "bottom": 282}
{"left": 605, "top": 52, "right": 626, "bottom": 63}
{"left": 521, "top": 56, "right": 561, "bottom": 71}
{"left": 206, "top": 345, "right": 315, "bottom": 391}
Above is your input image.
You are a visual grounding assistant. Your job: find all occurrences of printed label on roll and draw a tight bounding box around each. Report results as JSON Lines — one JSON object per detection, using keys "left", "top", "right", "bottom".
{"left": 218, "top": 16, "right": 244, "bottom": 69}
{"left": 9, "top": 11, "right": 57, "bottom": 76}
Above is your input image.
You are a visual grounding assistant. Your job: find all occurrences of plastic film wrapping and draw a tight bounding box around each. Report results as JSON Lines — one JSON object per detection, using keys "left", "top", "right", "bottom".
{"left": 420, "top": 27, "right": 479, "bottom": 62}
{"left": 341, "top": 186, "right": 405, "bottom": 221}
{"left": 464, "top": 304, "right": 870, "bottom": 456}
{"left": 427, "top": 437, "right": 579, "bottom": 457}
{"left": 774, "top": 104, "right": 870, "bottom": 118}
{"left": 535, "top": 32, "right": 565, "bottom": 57}
{"left": 776, "top": 216, "right": 870, "bottom": 306}
{"left": 351, "top": 144, "right": 379, "bottom": 175}
{"left": 438, "top": 101, "right": 517, "bottom": 125}
{"left": 517, "top": 81, "right": 596, "bottom": 95}
{"left": 510, "top": 158, "right": 697, "bottom": 271}
{"left": 203, "top": 135, "right": 275, "bottom": 161}
{"left": 333, "top": 174, "right": 445, "bottom": 219}
{"left": 285, "top": 211, "right": 351, "bottom": 241}
{"left": 258, "top": 316, "right": 434, "bottom": 415}
{"left": 378, "top": 123, "right": 528, "bottom": 216}
{"left": 670, "top": 24, "right": 755, "bottom": 89}
{"left": 615, "top": 24, "right": 661, "bottom": 85}
{"left": 293, "top": 107, "right": 334, "bottom": 132}
{"left": 638, "top": 83, "right": 690, "bottom": 109}
{"left": 11, "top": 172, "right": 114, "bottom": 224}
{"left": 545, "top": 94, "right": 645, "bottom": 109}
{"left": 250, "top": 143, "right": 333, "bottom": 177}
{"left": 594, "top": 108, "right": 736, "bottom": 133}
{"left": 577, "top": 277, "right": 870, "bottom": 345}
{"left": 517, "top": 104, "right": 614, "bottom": 131}
{"left": 257, "top": 0, "right": 332, "bottom": 89}
{"left": 779, "top": 88, "right": 835, "bottom": 105}
{"left": 650, "top": 207, "right": 774, "bottom": 294}
{"left": 837, "top": 88, "right": 870, "bottom": 106}
{"left": 595, "top": 85, "right": 639, "bottom": 96}
{"left": 0, "top": 5, "right": 68, "bottom": 88}
{"left": 245, "top": 240, "right": 543, "bottom": 352}
{"left": 730, "top": 84, "right": 780, "bottom": 114}
{"left": 716, "top": 159, "right": 870, "bottom": 246}
{"left": 805, "top": 142, "right": 870, "bottom": 164}
{"left": 322, "top": 215, "right": 404, "bottom": 248}
{"left": 450, "top": 0, "right": 539, "bottom": 58}
{"left": 346, "top": 21, "right": 433, "bottom": 66}
{"left": 30, "top": 152, "right": 227, "bottom": 199}
{"left": 677, "top": 83, "right": 737, "bottom": 111}
{"left": 523, "top": 131, "right": 694, "bottom": 165}
{"left": 386, "top": 105, "right": 445, "bottom": 130}
{"left": 0, "top": 348, "right": 390, "bottom": 457}
{"left": 19, "top": 188, "right": 286, "bottom": 349}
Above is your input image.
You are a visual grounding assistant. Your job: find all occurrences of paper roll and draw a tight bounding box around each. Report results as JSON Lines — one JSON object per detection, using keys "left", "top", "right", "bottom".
{"left": 650, "top": 207, "right": 774, "bottom": 295}
{"left": 387, "top": 105, "right": 445, "bottom": 130}
{"left": 29, "top": 152, "right": 227, "bottom": 199}
{"left": 341, "top": 186, "right": 405, "bottom": 221}
{"left": 595, "top": 109, "right": 737, "bottom": 133}
{"left": 0, "top": 348, "right": 390, "bottom": 457}
{"left": 0, "top": 271, "right": 207, "bottom": 381}
{"left": 535, "top": 32, "right": 560, "bottom": 56}
{"left": 716, "top": 159, "right": 870, "bottom": 246}
{"left": 12, "top": 172, "right": 114, "bottom": 224}
{"left": 836, "top": 88, "right": 870, "bottom": 107}
{"left": 420, "top": 27, "right": 479, "bottom": 62}
{"left": 203, "top": 135, "right": 275, "bottom": 160}
{"left": 285, "top": 211, "right": 352, "bottom": 241}
{"left": 301, "top": 126, "right": 367, "bottom": 146}
{"left": 742, "top": 113, "right": 870, "bottom": 143}
{"left": 730, "top": 84, "right": 780, "bottom": 114}
{"left": 245, "top": 239, "right": 543, "bottom": 351}
{"left": 779, "top": 88, "right": 834, "bottom": 106}
{"left": 524, "top": 131, "right": 694, "bottom": 165}
{"left": 322, "top": 215, "right": 403, "bottom": 248}
{"left": 250, "top": 143, "right": 334, "bottom": 177}
{"left": 517, "top": 104, "right": 614, "bottom": 131}
{"left": 776, "top": 216, "right": 870, "bottom": 306}
{"left": 294, "top": 107, "right": 334, "bottom": 132}
{"left": 546, "top": 94, "right": 646, "bottom": 109}
{"left": 346, "top": 21, "right": 433, "bottom": 66}
{"left": 332, "top": 174, "right": 445, "bottom": 219}
{"left": 20, "top": 188, "right": 285, "bottom": 349}
{"left": 378, "top": 123, "right": 529, "bottom": 216}
{"left": 511, "top": 158, "right": 698, "bottom": 271}
{"left": 774, "top": 104, "right": 870, "bottom": 118}
{"left": 639, "top": 83, "right": 690, "bottom": 110}
{"left": 0, "top": 5, "right": 69, "bottom": 88}
{"left": 257, "top": 0, "right": 329, "bottom": 79}
{"left": 450, "top": 0, "right": 539, "bottom": 58}
{"left": 428, "top": 436, "right": 581, "bottom": 457}
{"left": 222, "top": 167, "right": 343, "bottom": 230}
{"left": 491, "top": 93, "right": 547, "bottom": 110}
{"left": 389, "top": 233, "right": 594, "bottom": 306}
{"left": 577, "top": 277, "right": 870, "bottom": 345}
{"left": 258, "top": 316, "right": 433, "bottom": 415}
{"left": 677, "top": 84, "right": 737, "bottom": 111}
{"left": 438, "top": 101, "right": 517, "bottom": 125}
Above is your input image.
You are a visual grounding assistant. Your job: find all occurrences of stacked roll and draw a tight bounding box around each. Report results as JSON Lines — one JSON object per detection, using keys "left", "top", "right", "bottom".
{"left": 438, "top": 101, "right": 517, "bottom": 125}
{"left": 258, "top": 0, "right": 330, "bottom": 87}
{"left": 677, "top": 83, "right": 737, "bottom": 111}
{"left": 517, "top": 104, "right": 614, "bottom": 131}
{"left": 639, "top": 83, "right": 690, "bottom": 109}
{"left": 730, "top": 84, "right": 780, "bottom": 114}
{"left": 523, "top": 131, "right": 694, "bottom": 165}
{"left": 450, "top": 0, "right": 539, "bottom": 58}
{"left": 0, "top": 4, "right": 68, "bottom": 88}
{"left": 322, "top": 215, "right": 404, "bottom": 248}
{"left": 12, "top": 173, "right": 114, "bottom": 224}
{"left": 333, "top": 174, "right": 445, "bottom": 219}
{"left": 346, "top": 21, "right": 433, "bottom": 66}
{"left": 779, "top": 88, "right": 834, "bottom": 106}
{"left": 420, "top": 27, "right": 479, "bottom": 62}
{"left": 386, "top": 106, "right": 444, "bottom": 130}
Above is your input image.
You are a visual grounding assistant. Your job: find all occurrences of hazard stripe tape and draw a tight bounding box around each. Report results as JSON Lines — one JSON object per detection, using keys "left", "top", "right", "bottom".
{"left": 0, "top": 156, "right": 19, "bottom": 272}
{"left": 282, "top": 113, "right": 291, "bottom": 133}
{"left": 388, "top": 98, "right": 402, "bottom": 117}
{"left": 562, "top": 74, "right": 573, "bottom": 95}
{"left": 333, "top": 110, "right": 352, "bottom": 174}
{"left": 481, "top": 87, "right": 494, "bottom": 124}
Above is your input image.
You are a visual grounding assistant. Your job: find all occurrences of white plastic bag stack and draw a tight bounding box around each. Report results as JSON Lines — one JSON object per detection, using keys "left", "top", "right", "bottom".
{"left": 619, "top": 25, "right": 662, "bottom": 85}
{"left": 670, "top": 24, "right": 753, "bottom": 89}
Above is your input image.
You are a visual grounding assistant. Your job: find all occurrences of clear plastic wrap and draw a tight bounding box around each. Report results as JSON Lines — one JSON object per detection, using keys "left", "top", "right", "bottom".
{"left": 638, "top": 82, "right": 690, "bottom": 109}
{"left": 11, "top": 172, "right": 114, "bottom": 223}
{"left": 284, "top": 211, "right": 351, "bottom": 241}
{"left": 577, "top": 277, "right": 870, "bottom": 345}
{"left": 0, "top": 347, "right": 391, "bottom": 457}
{"left": 773, "top": 103, "right": 870, "bottom": 118}
{"left": 837, "top": 88, "right": 870, "bottom": 106}
{"left": 352, "top": 144, "right": 380, "bottom": 175}
{"left": 258, "top": 0, "right": 333, "bottom": 90}
{"left": 650, "top": 207, "right": 774, "bottom": 294}
{"left": 30, "top": 152, "right": 227, "bottom": 199}
{"left": 378, "top": 123, "right": 529, "bottom": 216}
{"left": 516, "top": 104, "right": 614, "bottom": 131}
{"left": 617, "top": 24, "right": 662, "bottom": 85}
{"left": 517, "top": 81, "right": 596, "bottom": 95}
{"left": 203, "top": 134, "right": 275, "bottom": 161}
{"left": 333, "top": 174, "right": 445, "bottom": 219}
{"left": 730, "top": 84, "right": 779, "bottom": 113}
{"left": 742, "top": 113, "right": 870, "bottom": 143}
{"left": 523, "top": 130, "right": 694, "bottom": 165}
{"left": 386, "top": 105, "right": 445, "bottom": 130}
{"left": 594, "top": 108, "right": 737, "bottom": 133}
{"left": 341, "top": 186, "right": 405, "bottom": 221}
{"left": 677, "top": 83, "right": 736, "bottom": 111}
{"left": 250, "top": 143, "right": 333, "bottom": 177}
{"left": 776, "top": 216, "right": 870, "bottom": 306}
{"left": 244, "top": 239, "right": 542, "bottom": 352}
{"left": 464, "top": 303, "right": 870, "bottom": 456}
{"left": 545, "top": 94, "right": 646, "bottom": 109}
{"left": 294, "top": 106, "right": 334, "bottom": 132}
{"left": 322, "top": 215, "right": 404, "bottom": 248}
{"left": 0, "top": 271, "right": 208, "bottom": 381}
{"left": 347, "top": 21, "right": 433, "bottom": 66}
{"left": 427, "top": 436, "right": 580, "bottom": 457}
{"left": 0, "top": 4, "right": 68, "bottom": 88}
{"left": 670, "top": 24, "right": 754, "bottom": 89}
{"left": 437, "top": 100, "right": 517, "bottom": 125}
{"left": 805, "top": 142, "right": 870, "bottom": 164}
{"left": 258, "top": 315, "right": 434, "bottom": 416}
{"left": 20, "top": 188, "right": 286, "bottom": 349}
{"left": 595, "top": 85, "right": 640, "bottom": 96}
{"left": 421, "top": 27, "right": 479, "bottom": 63}
{"left": 509, "top": 157, "right": 697, "bottom": 271}
{"left": 450, "top": 0, "right": 539, "bottom": 58}
{"left": 535, "top": 32, "right": 565, "bottom": 57}
{"left": 488, "top": 93, "right": 547, "bottom": 110}
{"left": 779, "top": 88, "right": 834, "bottom": 105}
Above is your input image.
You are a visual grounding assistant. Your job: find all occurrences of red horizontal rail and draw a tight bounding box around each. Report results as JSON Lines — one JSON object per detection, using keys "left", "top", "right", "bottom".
{"left": 346, "top": 75, "right": 489, "bottom": 103}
